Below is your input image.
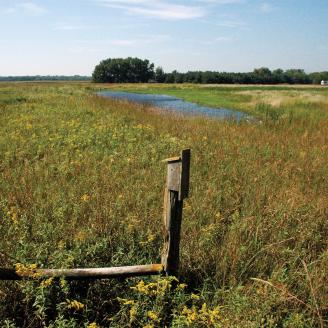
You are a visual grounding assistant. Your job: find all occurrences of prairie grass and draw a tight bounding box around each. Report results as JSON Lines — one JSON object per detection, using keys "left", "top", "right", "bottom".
{"left": 0, "top": 82, "right": 327, "bottom": 327}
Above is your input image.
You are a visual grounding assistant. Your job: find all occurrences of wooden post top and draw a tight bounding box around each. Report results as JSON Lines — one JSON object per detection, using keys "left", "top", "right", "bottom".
{"left": 163, "top": 156, "right": 181, "bottom": 163}
{"left": 165, "top": 149, "right": 191, "bottom": 201}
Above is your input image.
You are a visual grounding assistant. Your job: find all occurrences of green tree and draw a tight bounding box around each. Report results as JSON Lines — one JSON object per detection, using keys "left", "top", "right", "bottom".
{"left": 155, "top": 67, "right": 166, "bottom": 83}
{"left": 285, "top": 69, "right": 310, "bottom": 84}
{"left": 252, "top": 67, "right": 273, "bottom": 83}
{"left": 92, "top": 57, "right": 155, "bottom": 83}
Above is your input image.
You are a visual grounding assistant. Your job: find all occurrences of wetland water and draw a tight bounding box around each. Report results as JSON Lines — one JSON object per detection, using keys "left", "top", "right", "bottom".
{"left": 98, "top": 90, "right": 251, "bottom": 121}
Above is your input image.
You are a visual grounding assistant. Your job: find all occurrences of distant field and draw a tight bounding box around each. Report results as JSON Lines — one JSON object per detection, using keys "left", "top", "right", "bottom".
{"left": 0, "top": 82, "right": 327, "bottom": 327}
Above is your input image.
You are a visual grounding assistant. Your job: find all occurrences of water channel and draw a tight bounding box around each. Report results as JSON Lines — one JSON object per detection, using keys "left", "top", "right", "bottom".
{"left": 98, "top": 90, "right": 252, "bottom": 121}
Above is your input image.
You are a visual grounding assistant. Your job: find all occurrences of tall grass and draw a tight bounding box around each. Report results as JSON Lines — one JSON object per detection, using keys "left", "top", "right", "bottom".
{"left": 0, "top": 82, "right": 327, "bottom": 327}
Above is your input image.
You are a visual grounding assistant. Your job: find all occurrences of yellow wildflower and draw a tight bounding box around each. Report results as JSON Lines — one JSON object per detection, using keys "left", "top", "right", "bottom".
{"left": 147, "top": 311, "right": 160, "bottom": 322}
{"left": 7, "top": 207, "right": 18, "bottom": 225}
{"left": 60, "top": 278, "right": 67, "bottom": 289}
{"left": 58, "top": 240, "right": 65, "bottom": 249}
{"left": 209, "top": 306, "right": 221, "bottom": 324}
{"left": 131, "top": 280, "right": 151, "bottom": 295}
{"left": 199, "top": 303, "right": 208, "bottom": 322}
{"left": 191, "top": 293, "right": 200, "bottom": 300}
{"left": 131, "top": 277, "right": 174, "bottom": 297}
{"left": 129, "top": 304, "right": 138, "bottom": 323}
{"left": 117, "top": 297, "right": 135, "bottom": 306}
{"left": 87, "top": 323, "right": 99, "bottom": 328}
{"left": 182, "top": 306, "right": 198, "bottom": 325}
{"left": 200, "top": 303, "right": 207, "bottom": 313}
{"left": 215, "top": 212, "right": 222, "bottom": 220}
{"left": 177, "top": 283, "right": 187, "bottom": 290}
{"left": 139, "top": 233, "right": 155, "bottom": 246}
{"left": 15, "top": 263, "right": 40, "bottom": 278}
{"left": 75, "top": 230, "right": 86, "bottom": 242}
{"left": 81, "top": 194, "right": 90, "bottom": 202}
{"left": 40, "top": 277, "right": 54, "bottom": 288}
{"left": 67, "top": 299, "right": 85, "bottom": 311}
{"left": 143, "top": 325, "right": 154, "bottom": 328}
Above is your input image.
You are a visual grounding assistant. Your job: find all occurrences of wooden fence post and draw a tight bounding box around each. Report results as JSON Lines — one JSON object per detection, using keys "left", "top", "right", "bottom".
{"left": 162, "top": 149, "right": 191, "bottom": 277}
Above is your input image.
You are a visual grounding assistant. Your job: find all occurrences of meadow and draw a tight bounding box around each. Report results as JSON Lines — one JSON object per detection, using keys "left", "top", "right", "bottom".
{"left": 0, "top": 82, "right": 327, "bottom": 327}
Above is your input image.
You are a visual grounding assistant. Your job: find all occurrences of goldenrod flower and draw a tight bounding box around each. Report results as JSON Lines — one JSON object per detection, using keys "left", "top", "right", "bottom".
{"left": 139, "top": 233, "right": 155, "bottom": 246}
{"left": 129, "top": 304, "right": 137, "bottom": 323}
{"left": 67, "top": 299, "right": 85, "bottom": 311}
{"left": 7, "top": 207, "right": 19, "bottom": 225}
{"left": 147, "top": 311, "right": 160, "bottom": 322}
{"left": 40, "top": 277, "right": 54, "bottom": 288}
{"left": 60, "top": 278, "right": 67, "bottom": 289}
{"left": 191, "top": 293, "right": 200, "bottom": 300}
{"left": 177, "top": 283, "right": 187, "bottom": 290}
{"left": 15, "top": 263, "right": 40, "bottom": 278}
{"left": 117, "top": 297, "right": 135, "bottom": 306}
{"left": 87, "top": 323, "right": 99, "bottom": 328}
{"left": 81, "top": 194, "right": 90, "bottom": 202}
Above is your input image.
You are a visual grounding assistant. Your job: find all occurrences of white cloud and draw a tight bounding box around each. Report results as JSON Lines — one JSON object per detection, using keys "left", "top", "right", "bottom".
{"left": 217, "top": 19, "right": 246, "bottom": 28}
{"left": 128, "top": 5, "right": 204, "bottom": 20}
{"left": 215, "top": 36, "right": 232, "bottom": 41}
{"left": 201, "top": 36, "right": 234, "bottom": 45}
{"left": 18, "top": 2, "right": 47, "bottom": 15}
{"left": 1, "top": 1, "right": 47, "bottom": 16}
{"left": 260, "top": 2, "right": 274, "bottom": 13}
{"left": 95, "top": 0, "right": 206, "bottom": 20}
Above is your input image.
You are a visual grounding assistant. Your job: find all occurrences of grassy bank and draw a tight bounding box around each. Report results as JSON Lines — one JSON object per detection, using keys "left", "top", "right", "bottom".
{"left": 0, "top": 82, "right": 327, "bottom": 327}
{"left": 91, "top": 83, "right": 328, "bottom": 122}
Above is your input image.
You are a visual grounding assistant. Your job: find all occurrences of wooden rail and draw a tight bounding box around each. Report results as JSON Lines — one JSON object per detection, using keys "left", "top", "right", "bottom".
{"left": 0, "top": 149, "right": 190, "bottom": 280}
{"left": 0, "top": 264, "right": 164, "bottom": 280}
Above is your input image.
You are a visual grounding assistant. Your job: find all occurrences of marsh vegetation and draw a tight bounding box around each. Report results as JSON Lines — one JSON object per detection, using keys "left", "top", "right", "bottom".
{"left": 0, "top": 82, "right": 327, "bottom": 327}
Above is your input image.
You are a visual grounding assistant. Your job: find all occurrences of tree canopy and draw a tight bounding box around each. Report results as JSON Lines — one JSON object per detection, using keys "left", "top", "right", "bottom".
{"left": 160, "top": 68, "right": 318, "bottom": 84}
{"left": 92, "top": 57, "right": 155, "bottom": 83}
{"left": 90, "top": 58, "right": 328, "bottom": 84}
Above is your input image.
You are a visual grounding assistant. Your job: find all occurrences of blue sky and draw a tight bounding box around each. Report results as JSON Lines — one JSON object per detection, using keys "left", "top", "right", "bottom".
{"left": 0, "top": 0, "right": 327, "bottom": 75}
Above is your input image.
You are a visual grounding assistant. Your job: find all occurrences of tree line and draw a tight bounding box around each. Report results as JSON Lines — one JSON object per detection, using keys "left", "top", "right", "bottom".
{"left": 0, "top": 75, "right": 90, "bottom": 82}
{"left": 1, "top": 58, "right": 327, "bottom": 84}
{"left": 157, "top": 68, "right": 328, "bottom": 85}
{"left": 92, "top": 57, "right": 328, "bottom": 85}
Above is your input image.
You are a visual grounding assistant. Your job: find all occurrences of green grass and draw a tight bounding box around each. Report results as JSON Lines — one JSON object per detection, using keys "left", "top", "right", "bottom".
{"left": 0, "top": 82, "right": 327, "bottom": 327}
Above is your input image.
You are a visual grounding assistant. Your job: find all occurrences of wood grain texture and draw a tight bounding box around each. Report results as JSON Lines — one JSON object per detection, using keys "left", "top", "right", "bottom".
{"left": 162, "top": 149, "right": 191, "bottom": 276}
{"left": 0, "top": 264, "right": 164, "bottom": 280}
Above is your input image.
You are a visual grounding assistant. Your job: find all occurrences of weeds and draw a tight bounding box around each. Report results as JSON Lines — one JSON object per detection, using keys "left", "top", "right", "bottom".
{"left": 0, "top": 82, "right": 327, "bottom": 327}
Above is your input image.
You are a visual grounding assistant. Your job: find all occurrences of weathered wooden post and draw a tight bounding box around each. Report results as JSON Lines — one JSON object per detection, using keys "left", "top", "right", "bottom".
{"left": 162, "top": 149, "right": 191, "bottom": 277}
